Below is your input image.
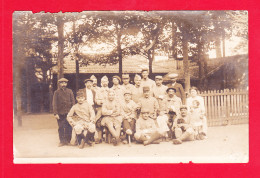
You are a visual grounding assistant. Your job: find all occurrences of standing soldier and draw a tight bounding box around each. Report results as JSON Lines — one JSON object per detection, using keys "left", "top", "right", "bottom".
{"left": 111, "top": 75, "right": 124, "bottom": 103}
{"left": 132, "top": 74, "right": 143, "bottom": 104}
{"left": 167, "top": 73, "right": 186, "bottom": 104}
{"left": 53, "top": 78, "right": 75, "bottom": 147}
{"left": 90, "top": 75, "right": 100, "bottom": 93}
{"left": 122, "top": 74, "right": 134, "bottom": 92}
{"left": 137, "top": 86, "right": 159, "bottom": 120}
{"left": 140, "top": 68, "right": 156, "bottom": 90}
{"left": 81, "top": 78, "right": 96, "bottom": 108}
{"left": 153, "top": 75, "right": 168, "bottom": 99}
{"left": 95, "top": 75, "right": 110, "bottom": 143}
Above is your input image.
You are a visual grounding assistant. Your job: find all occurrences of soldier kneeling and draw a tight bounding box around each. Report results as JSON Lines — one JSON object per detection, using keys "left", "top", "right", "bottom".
{"left": 67, "top": 91, "right": 96, "bottom": 149}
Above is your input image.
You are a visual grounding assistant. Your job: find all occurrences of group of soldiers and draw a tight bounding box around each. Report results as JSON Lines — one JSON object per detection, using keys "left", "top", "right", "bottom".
{"left": 53, "top": 68, "right": 208, "bottom": 149}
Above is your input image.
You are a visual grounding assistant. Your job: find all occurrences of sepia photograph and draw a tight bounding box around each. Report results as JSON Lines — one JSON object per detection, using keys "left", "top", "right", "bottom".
{"left": 12, "top": 11, "right": 248, "bottom": 163}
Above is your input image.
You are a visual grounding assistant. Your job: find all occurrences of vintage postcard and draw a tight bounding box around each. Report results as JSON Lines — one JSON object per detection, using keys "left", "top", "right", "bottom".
{"left": 12, "top": 11, "right": 248, "bottom": 163}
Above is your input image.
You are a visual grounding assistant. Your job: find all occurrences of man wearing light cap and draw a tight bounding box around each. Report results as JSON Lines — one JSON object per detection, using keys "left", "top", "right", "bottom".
{"left": 167, "top": 73, "right": 186, "bottom": 104}
{"left": 153, "top": 75, "right": 168, "bottom": 99}
{"left": 53, "top": 78, "right": 75, "bottom": 147}
{"left": 111, "top": 75, "right": 124, "bottom": 103}
{"left": 122, "top": 73, "right": 134, "bottom": 92}
{"left": 140, "top": 68, "right": 156, "bottom": 90}
{"left": 80, "top": 78, "right": 96, "bottom": 108}
{"left": 137, "top": 86, "right": 159, "bottom": 120}
{"left": 90, "top": 75, "right": 100, "bottom": 93}
{"left": 94, "top": 75, "right": 110, "bottom": 143}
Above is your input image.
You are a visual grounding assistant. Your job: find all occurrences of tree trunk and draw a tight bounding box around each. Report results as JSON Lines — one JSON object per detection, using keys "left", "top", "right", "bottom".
{"left": 215, "top": 38, "right": 222, "bottom": 58}
{"left": 73, "top": 19, "right": 80, "bottom": 92}
{"left": 182, "top": 34, "right": 190, "bottom": 92}
{"left": 26, "top": 60, "right": 31, "bottom": 113}
{"left": 148, "top": 50, "right": 153, "bottom": 76}
{"left": 171, "top": 20, "right": 178, "bottom": 59}
{"left": 116, "top": 27, "right": 123, "bottom": 76}
{"left": 222, "top": 30, "right": 226, "bottom": 57}
{"left": 57, "top": 14, "right": 64, "bottom": 85}
{"left": 14, "top": 68, "right": 23, "bottom": 126}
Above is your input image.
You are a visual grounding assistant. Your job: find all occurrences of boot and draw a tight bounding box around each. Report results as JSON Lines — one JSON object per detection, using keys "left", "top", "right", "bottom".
{"left": 143, "top": 131, "right": 162, "bottom": 146}
{"left": 85, "top": 132, "right": 95, "bottom": 146}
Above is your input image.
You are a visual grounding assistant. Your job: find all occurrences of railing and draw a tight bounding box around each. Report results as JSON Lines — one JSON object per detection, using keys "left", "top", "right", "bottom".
{"left": 199, "top": 89, "right": 249, "bottom": 126}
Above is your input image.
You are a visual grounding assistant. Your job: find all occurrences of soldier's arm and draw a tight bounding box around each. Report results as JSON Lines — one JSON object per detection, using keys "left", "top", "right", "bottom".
{"left": 53, "top": 91, "right": 58, "bottom": 115}
{"left": 67, "top": 106, "right": 76, "bottom": 126}
{"left": 102, "top": 102, "right": 113, "bottom": 116}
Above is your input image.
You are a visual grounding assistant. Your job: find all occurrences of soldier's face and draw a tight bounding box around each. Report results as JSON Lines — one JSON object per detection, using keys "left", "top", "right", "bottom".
{"left": 190, "top": 89, "right": 197, "bottom": 97}
{"left": 134, "top": 78, "right": 141, "bottom": 86}
{"left": 124, "top": 94, "right": 131, "bottom": 102}
{"left": 59, "top": 82, "right": 67, "bottom": 88}
{"left": 108, "top": 92, "right": 115, "bottom": 101}
{"left": 142, "top": 71, "right": 148, "bottom": 79}
{"left": 168, "top": 89, "right": 175, "bottom": 97}
{"left": 85, "top": 81, "right": 93, "bottom": 89}
{"left": 102, "top": 80, "right": 108, "bottom": 87}
{"left": 76, "top": 96, "right": 85, "bottom": 104}
{"left": 113, "top": 78, "right": 119, "bottom": 85}
{"left": 155, "top": 78, "right": 162, "bottom": 86}
{"left": 170, "top": 77, "right": 177, "bottom": 83}
{"left": 92, "top": 79, "right": 97, "bottom": 87}
{"left": 143, "top": 91, "right": 150, "bottom": 98}
{"left": 122, "top": 78, "right": 129, "bottom": 85}
{"left": 142, "top": 112, "right": 149, "bottom": 120}
{"left": 180, "top": 109, "right": 187, "bottom": 117}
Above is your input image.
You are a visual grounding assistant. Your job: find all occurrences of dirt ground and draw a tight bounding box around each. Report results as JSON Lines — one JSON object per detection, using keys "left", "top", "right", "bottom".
{"left": 13, "top": 113, "right": 249, "bottom": 163}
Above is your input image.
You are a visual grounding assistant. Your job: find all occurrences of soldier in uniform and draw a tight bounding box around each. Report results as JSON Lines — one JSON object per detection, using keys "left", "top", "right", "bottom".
{"left": 121, "top": 73, "right": 134, "bottom": 92}
{"left": 132, "top": 74, "right": 143, "bottom": 104}
{"left": 153, "top": 75, "right": 167, "bottom": 99}
{"left": 67, "top": 91, "right": 96, "bottom": 149}
{"left": 111, "top": 75, "right": 124, "bottom": 103}
{"left": 53, "top": 78, "right": 75, "bottom": 147}
{"left": 140, "top": 68, "right": 156, "bottom": 90}
{"left": 167, "top": 73, "right": 186, "bottom": 104}
{"left": 81, "top": 78, "right": 96, "bottom": 108}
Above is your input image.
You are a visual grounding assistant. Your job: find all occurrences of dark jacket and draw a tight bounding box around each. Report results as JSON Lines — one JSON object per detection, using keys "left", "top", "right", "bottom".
{"left": 167, "top": 82, "right": 186, "bottom": 104}
{"left": 53, "top": 88, "right": 75, "bottom": 115}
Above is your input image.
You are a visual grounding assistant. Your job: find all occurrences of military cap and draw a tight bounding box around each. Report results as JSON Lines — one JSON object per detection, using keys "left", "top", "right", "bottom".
{"left": 112, "top": 75, "right": 121, "bottom": 82}
{"left": 166, "top": 87, "right": 176, "bottom": 93}
{"left": 143, "top": 86, "right": 150, "bottom": 92}
{"left": 122, "top": 74, "right": 130, "bottom": 79}
{"left": 180, "top": 105, "right": 188, "bottom": 110}
{"left": 168, "top": 73, "right": 178, "bottom": 78}
{"left": 155, "top": 75, "right": 163, "bottom": 80}
{"left": 101, "top": 75, "right": 108, "bottom": 82}
{"left": 90, "top": 75, "right": 97, "bottom": 80}
{"left": 58, "top": 78, "right": 68, "bottom": 83}
{"left": 141, "top": 67, "right": 149, "bottom": 73}
{"left": 134, "top": 74, "right": 141, "bottom": 80}
{"left": 84, "top": 78, "right": 93, "bottom": 83}
{"left": 124, "top": 90, "right": 132, "bottom": 95}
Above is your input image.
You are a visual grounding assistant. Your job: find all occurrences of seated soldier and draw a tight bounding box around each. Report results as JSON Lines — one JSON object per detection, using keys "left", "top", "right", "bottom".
{"left": 172, "top": 105, "right": 196, "bottom": 144}
{"left": 67, "top": 91, "right": 96, "bottom": 149}
{"left": 121, "top": 90, "right": 138, "bottom": 144}
{"left": 101, "top": 90, "right": 122, "bottom": 146}
{"left": 134, "top": 109, "right": 164, "bottom": 146}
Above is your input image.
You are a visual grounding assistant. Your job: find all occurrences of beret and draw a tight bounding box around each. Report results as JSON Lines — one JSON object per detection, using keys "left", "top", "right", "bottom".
{"left": 141, "top": 108, "right": 150, "bottom": 113}
{"left": 58, "top": 78, "right": 68, "bottom": 83}
{"left": 134, "top": 74, "right": 141, "bottom": 80}
{"left": 141, "top": 67, "right": 149, "bottom": 73}
{"left": 90, "top": 75, "right": 97, "bottom": 80}
{"left": 166, "top": 87, "right": 176, "bottom": 93}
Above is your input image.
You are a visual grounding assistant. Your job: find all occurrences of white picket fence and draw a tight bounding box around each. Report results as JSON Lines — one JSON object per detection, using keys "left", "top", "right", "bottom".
{"left": 199, "top": 89, "right": 248, "bottom": 126}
